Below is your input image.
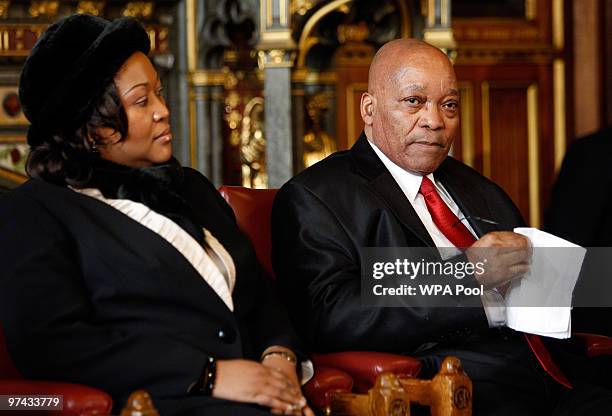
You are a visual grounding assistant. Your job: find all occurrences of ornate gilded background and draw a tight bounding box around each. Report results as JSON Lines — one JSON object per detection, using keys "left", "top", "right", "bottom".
{"left": 0, "top": 0, "right": 610, "bottom": 227}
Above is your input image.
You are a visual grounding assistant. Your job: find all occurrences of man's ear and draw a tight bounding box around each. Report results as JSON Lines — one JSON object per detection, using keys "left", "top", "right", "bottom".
{"left": 360, "top": 92, "right": 375, "bottom": 125}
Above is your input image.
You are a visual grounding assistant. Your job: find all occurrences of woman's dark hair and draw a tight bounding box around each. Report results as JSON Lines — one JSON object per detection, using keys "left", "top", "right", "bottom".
{"left": 26, "top": 81, "right": 128, "bottom": 187}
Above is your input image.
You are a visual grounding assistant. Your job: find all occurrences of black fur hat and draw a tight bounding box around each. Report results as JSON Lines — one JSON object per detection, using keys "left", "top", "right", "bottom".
{"left": 19, "top": 14, "right": 150, "bottom": 147}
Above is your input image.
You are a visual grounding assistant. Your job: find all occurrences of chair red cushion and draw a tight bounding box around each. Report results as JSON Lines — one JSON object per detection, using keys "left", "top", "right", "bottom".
{"left": 1, "top": 325, "right": 112, "bottom": 415}
{"left": 313, "top": 351, "right": 422, "bottom": 393}
{"left": 218, "top": 186, "right": 278, "bottom": 278}
{"left": 574, "top": 333, "right": 612, "bottom": 358}
{"left": 302, "top": 365, "right": 353, "bottom": 411}
{"left": 0, "top": 380, "right": 113, "bottom": 415}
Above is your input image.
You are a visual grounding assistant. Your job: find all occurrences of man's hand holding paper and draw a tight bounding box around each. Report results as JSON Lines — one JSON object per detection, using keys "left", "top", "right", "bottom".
{"left": 466, "top": 231, "right": 532, "bottom": 290}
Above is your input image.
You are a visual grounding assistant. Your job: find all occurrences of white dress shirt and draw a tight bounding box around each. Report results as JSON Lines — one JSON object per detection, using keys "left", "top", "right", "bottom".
{"left": 368, "top": 140, "right": 505, "bottom": 327}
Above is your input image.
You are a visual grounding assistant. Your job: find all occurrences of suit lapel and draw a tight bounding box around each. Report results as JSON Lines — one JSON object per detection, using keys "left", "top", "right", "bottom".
{"left": 75, "top": 190, "right": 235, "bottom": 317}
{"left": 350, "top": 133, "right": 436, "bottom": 247}
{"left": 435, "top": 160, "right": 499, "bottom": 237}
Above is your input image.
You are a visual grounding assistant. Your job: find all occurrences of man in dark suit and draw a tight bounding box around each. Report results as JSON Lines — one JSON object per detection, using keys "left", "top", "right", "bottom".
{"left": 272, "top": 39, "right": 612, "bottom": 414}
{"left": 545, "top": 127, "right": 612, "bottom": 336}
{"left": 546, "top": 127, "right": 612, "bottom": 247}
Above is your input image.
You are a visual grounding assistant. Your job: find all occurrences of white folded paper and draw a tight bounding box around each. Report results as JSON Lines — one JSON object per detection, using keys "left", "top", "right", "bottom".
{"left": 504, "top": 227, "right": 586, "bottom": 339}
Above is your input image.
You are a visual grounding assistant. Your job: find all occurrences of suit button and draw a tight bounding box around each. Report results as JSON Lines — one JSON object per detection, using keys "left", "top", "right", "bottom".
{"left": 217, "top": 327, "right": 235, "bottom": 343}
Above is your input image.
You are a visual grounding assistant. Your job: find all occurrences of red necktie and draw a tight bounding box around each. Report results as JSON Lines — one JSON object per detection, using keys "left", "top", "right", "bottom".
{"left": 419, "top": 176, "right": 476, "bottom": 248}
{"left": 419, "top": 176, "right": 572, "bottom": 389}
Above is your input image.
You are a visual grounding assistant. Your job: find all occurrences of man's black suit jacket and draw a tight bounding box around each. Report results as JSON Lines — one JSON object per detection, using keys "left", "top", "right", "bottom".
{"left": 272, "top": 134, "right": 525, "bottom": 352}
{"left": 545, "top": 127, "right": 612, "bottom": 246}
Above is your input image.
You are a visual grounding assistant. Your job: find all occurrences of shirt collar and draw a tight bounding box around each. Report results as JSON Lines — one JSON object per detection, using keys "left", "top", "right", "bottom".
{"left": 367, "top": 139, "right": 436, "bottom": 203}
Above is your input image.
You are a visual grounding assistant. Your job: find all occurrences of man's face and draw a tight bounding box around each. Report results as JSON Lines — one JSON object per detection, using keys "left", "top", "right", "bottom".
{"left": 366, "top": 54, "right": 459, "bottom": 175}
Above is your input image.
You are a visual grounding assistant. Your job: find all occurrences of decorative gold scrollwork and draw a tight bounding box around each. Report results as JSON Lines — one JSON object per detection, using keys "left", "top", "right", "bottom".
{"left": 0, "top": 1, "right": 10, "bottom": 19}
{"left": 290, "top": 0, "right": 315, "bottom": 16}
{"left": 337, "top": 22, "right": 369, "bottom": 44}
{"left": 76, "top": 1, "right": 105, "bottom": 16}
{"left": 28, "top": 1, "right": 58, "bottom": 18}
{"left": 257, "top": 49, "right": 296, "bottom": 69}
{"left": 303, "top": 92, "right": 335, "bottom": 168}
{"left": 389, "top": 399, "right": 408, "bottom": 416}
{"left": 453, "top": 385, "right": 471, "bottom": 410}
{"left": 122, "top": 1, "right": 154, "bottom": 19}
{"left": 240, "top": 97, "right": 267, "bottom": 188}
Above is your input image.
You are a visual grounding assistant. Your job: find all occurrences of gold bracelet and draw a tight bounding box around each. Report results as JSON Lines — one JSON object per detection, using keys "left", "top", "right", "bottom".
{"left": 261, "top": 350, "right": 297, "bottom": 364}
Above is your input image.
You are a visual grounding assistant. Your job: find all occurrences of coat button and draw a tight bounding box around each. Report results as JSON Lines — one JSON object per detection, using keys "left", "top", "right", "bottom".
{"left": 217, "top": 327, "right": 235, "bottom": 343}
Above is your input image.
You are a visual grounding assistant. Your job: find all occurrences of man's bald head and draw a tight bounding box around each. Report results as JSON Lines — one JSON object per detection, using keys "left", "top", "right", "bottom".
{"left": 360, "top": 39, "right": 459, "bottom": 175}
{"left": 368, "top": 39, "right": 454, "bottom": 95}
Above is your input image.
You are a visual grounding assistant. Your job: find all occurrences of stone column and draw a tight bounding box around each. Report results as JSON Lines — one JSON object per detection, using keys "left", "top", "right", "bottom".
{"left": 257, "top": 0, "right": 296, "bottom": 188}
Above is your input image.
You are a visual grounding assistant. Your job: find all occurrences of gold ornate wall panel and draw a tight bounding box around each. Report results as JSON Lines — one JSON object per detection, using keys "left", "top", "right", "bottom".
{"left": 452, "top": 0, "right": 565, "bottom": 226}
{"left": 289, "top": 0, "right": 414, "bottom": 163}
{"left": 453, "top": 0, "right": 550, "bottom": 47}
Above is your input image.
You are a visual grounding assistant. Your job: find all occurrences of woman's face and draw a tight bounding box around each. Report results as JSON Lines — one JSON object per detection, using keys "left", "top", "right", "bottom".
{"left": 97, "top": 51, "right": 172, "bottom": 167}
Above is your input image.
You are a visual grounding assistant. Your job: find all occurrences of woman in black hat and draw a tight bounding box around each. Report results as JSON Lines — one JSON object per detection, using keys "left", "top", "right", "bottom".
{"left": 0, "top": 14, "right": 313, "bottom": 416}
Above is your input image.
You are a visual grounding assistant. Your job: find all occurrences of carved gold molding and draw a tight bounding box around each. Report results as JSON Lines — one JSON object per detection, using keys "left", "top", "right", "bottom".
{"left": 427, "top": 0, "right": 435, "bottom": 27}
{"left": 552, "top": 0, "right": 564, "bottom": 50}
{"left": 423, "top": 29, "right": 457, "bottom": 52}
{"left": 553, "top": 59, "right": 566, "bottom": 171}
{"left": 191, "top": 70, "right": 226, "bottom": 87}
{"left": 257, "top": 49, "right": 296, "bottom": 69}
{"left": 297, "top": 0, "right": 351, "bottom": 68}
{"left": 346, "top": 82, "right": 367, "bottom": 148}
{"left": 290, "top": 0, "right": 315, "bottom": 16}
{"left": 122, "top": 2, "right": 154, "bottom": 19}
{"left": 240, "top": 96, "right": 267, "bottom": 188}
{"left": 76, "top": 1, "right": 105, "bottom": 16}
{"left": 440, "top": 0, "right": 449, "bottom": 26}
{"left": 295, "top": 0, "right": 410, "bottom": 68}
{"left": 552, "top": 0, "right": 566, "bottom": 170}
{"left": 525, "top": 0, "right": 537, "bottom": 20}
{"left": 337, "top": 22, "right": 369, "bottom": 44}
{"left": 0, "top": 1, "right": 10, "bottom": 19}
{"left": 292, "top": 69, "right": 337, "bottom": 84}
{"left": 186, "top": 0, "right": 197, "bottom": 72}
{"left": 481, "top": 82, "right": 491, "bottom": 177}
{"left": 28, "top": 1, "right": 58, "bottom": 18}
{"left": 191, "top": 68, "right": 339, "bottom": 86}
{"left": 527, "top": 83, "right": 540, "bottom": 228}
{"left": 453, "top": 25, "right": 541, "bottom": 43}
{"left": 0, "top": 166, "right": 26, "bottom": 184}
{"left": 188, "top": 90, "right": 197, "bottom": 168}
{"left": 455, "top": 45, "right": 553, "bottom": 65}
{"left": 458, "top": 82, "right": 474, "bottom": 168}
{"left": 259, "top": 0, "right": 295, "bottom": 51}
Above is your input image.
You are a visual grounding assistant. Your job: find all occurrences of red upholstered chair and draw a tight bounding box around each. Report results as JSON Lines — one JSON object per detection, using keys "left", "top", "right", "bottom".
{"left": 0, "top": 323, "right": 113, "bottom": 416}
{"left": 219, "top": 185, "right": 422, "bottom": 410}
